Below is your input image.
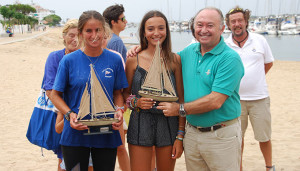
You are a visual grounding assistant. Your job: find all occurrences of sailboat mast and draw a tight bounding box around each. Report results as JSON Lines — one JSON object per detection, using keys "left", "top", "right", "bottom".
{"left": 90, "top": 64, "right": 94, "bottom": 119}
{"left": 158, "top": 42, "right": 164, "bottom": 95}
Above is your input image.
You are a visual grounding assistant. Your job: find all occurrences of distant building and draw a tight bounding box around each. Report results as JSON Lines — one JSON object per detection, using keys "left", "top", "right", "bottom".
{"left": 29, "top": 3, "right": 55, "bottom": 25}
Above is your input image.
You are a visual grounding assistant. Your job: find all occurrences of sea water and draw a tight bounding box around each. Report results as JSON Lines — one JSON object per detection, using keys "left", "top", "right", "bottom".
{"left": 121, "top": 27, "right": 300, "bottom": 61}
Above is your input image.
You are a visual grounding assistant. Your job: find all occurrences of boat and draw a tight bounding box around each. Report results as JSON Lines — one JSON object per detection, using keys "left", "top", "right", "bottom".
{"left": 77, "top": 64, "right": 118, "bottom": 134}
{"left": 138, "top": 41, "right": 178, "bottom": 102}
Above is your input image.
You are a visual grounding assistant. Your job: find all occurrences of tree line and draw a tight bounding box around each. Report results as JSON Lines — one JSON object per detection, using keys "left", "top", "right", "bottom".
{"left": 0, "top": 4, "right": 62, "bottom": 30}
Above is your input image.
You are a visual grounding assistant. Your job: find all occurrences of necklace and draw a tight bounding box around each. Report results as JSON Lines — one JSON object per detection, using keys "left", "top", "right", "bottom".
{"left": 83, "top": 50, "right": 100, "bottom": 67}
{"left": 232, "top": 31, "right": 248, "bottom": 48}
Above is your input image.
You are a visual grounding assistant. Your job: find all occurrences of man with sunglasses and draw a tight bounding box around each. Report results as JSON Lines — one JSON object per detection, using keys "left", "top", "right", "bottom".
{"left": 103, "top": 4, "right": 128, "bottom": 62}
{"left": 225, "top": 6, "right": 275, "bottom": 171}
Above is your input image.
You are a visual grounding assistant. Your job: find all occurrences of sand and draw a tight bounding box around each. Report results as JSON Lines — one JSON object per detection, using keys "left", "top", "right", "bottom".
{"left": 0, "top": 28, "right": 299, "bottom": 171}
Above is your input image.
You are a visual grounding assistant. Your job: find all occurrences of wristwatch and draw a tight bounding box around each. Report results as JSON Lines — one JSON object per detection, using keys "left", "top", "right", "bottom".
{"left": 179, "top": 104, "right": 186, "bottom": 117}
{"left": 65, "top": 110, "right": 74, "bottom": 121}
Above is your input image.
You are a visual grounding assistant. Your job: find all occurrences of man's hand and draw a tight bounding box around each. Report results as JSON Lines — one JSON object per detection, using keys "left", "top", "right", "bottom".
{"left": 126, "top": 45, "right": 141, "bottom": 58}
{"left": 157, "top": 102, "right": 180, "bottom": 116}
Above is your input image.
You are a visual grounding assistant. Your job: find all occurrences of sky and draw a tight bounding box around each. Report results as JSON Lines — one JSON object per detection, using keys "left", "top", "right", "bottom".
{"left": 1, "top": 0, "right": 299, "bottom": 22}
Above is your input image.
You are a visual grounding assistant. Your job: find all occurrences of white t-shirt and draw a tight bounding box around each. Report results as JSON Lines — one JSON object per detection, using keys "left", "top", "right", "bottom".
{"left": 225, "top": 32, "right": 274, "bottom": 100}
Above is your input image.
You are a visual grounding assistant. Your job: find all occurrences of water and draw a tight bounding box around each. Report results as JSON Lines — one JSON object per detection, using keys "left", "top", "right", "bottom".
{"left": 121, "top": 27, "right": 300, "bottom": 61}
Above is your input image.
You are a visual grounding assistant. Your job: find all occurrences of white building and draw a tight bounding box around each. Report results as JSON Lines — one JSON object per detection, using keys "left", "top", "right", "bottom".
{"left": 29, "top": 3, "right": 55, "bottom": 25}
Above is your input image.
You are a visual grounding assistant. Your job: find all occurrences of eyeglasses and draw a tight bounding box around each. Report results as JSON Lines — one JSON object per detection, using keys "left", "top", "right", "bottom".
{"left": 228, "top": 7, "right": 243, "bottom": 14}
{"left": 119, "top": 16, "right": 126, "bottom": 22}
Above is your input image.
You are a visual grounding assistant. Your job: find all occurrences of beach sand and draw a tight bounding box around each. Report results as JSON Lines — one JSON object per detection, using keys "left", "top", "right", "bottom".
{"left": 0, "top": 28, "right": 299, "bottom": 171}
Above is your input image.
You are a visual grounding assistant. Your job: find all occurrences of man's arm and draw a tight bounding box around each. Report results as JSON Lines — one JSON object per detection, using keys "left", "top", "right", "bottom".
{"left": 265, "top": 62, "right": 273, "bottom": 74}
{"left": 184, "top": 91, "right": 228, "bottom": 115}
{"left": 158, "top": 91, "right": 228, "bottom": 116}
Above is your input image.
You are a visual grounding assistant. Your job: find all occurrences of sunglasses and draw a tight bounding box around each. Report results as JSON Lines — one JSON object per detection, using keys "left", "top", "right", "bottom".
{"left": 119, "top": 16, "right": 126, "bottom": 22}
{"left": 228, "top": 7, "right": 243, "bottom": 14}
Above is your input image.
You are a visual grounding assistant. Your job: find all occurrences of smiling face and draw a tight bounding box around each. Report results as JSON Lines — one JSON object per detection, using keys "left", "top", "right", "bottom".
{"left": 194, "top": 9, "right": 225, "bottom": 51}
{"left": 80, "top": 18, "right": 104, "bottom": 49}
{"left": 228, "top": 12, "right": 247, "bottom": 37}
{"left": 63, "top": 27, "right": 79, "bottom": 53}
{"left": 144, "top": 16, "right": 167, "bottom": 47}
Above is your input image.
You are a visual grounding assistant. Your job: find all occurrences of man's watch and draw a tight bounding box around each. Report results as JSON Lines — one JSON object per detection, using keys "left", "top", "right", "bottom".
{"left": 179, "top": 104, "right": 186, "bottom": 117}
{"left": 65, "top": 110, "right": 74, "bottom": 121}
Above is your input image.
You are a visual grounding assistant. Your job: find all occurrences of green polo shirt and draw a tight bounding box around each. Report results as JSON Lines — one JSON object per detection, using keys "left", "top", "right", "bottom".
{"left": 178, "top": 37, "right": 244, "bottom": 127}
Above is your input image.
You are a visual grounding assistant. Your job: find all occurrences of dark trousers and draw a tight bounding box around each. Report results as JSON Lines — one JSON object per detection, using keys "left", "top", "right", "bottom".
{"left": 61, "top": 145, "right": 117, "bottom": 171}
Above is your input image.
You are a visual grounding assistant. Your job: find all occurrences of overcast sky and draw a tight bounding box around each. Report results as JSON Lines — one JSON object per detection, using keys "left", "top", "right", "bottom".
{"left": 1, "top": 0, "right": 299, "bottom": 22}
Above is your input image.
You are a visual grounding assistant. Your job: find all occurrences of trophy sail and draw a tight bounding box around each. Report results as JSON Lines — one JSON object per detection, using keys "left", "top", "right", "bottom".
{"left": 138, "top": 41, "right": 178, "bottom": 102}
{"left": 77, "top": 64, "right": 118, "bottom": 135}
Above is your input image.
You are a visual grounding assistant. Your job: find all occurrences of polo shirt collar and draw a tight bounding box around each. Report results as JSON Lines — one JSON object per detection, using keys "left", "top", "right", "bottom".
{"left": 193, "top": 36, "right": 226, "bottom": 56}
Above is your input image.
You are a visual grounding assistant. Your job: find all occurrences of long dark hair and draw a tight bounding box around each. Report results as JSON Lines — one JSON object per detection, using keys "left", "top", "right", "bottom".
{"left": 138, "top": 10, "right": 174, "bottom": 68}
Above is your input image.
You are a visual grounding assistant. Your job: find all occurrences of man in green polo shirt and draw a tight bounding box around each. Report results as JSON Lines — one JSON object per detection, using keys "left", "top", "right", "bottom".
{"left": 158, "top": 7, "right": 244, "bottom": 170}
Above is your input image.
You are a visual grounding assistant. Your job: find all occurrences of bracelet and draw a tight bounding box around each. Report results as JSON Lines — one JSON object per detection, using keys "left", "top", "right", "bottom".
{"left": 176, "top": 136, "right": 183, "bottom": 141}
{"left": 177, "top": 130, "right": 185, "bottom": 136}
{"left": 116, "top": 106, "right": 125, "bottom": 113}
{"left": 126, "top": 95, "right": 140, "bottom": 112}
{"left": 179, "top": 125, "right": 185, "bottom": 128}
{"left": 126, "top": 95, "right": 136, "bottom": 109}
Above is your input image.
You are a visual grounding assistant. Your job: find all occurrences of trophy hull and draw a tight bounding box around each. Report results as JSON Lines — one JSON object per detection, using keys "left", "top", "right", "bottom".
{"left": 78, "top": 118, "right": 119, "bottom": 126}
{"left": 139, "top": 90, "right": 178, "bottom": 102}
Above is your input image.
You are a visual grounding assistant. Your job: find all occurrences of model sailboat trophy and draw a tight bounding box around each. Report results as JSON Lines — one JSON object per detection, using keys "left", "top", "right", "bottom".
{"left": 139, "top": 41, "right": 178, "bottom": 102}
{"left": 77, "top": 64, "right": 119, "bottom": 135}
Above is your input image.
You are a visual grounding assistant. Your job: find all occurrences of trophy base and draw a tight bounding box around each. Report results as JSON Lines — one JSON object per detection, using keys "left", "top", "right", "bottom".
{"left": 84, "top": 125, "right": 113, "bottom": 135}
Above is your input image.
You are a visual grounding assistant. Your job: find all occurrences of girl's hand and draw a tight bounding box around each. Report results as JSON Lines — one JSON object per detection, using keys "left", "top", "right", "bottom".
{"left": 171, "top": 138, "right": 184, "bottom": 159}
{"left": 70, "top": 113, "right": 88, "bottom": 130}
{"left": 112, "top": 110, "right": 123, "bottom": 130}
{"left": 137, "top": 97, "right": 156, "bottom": 110}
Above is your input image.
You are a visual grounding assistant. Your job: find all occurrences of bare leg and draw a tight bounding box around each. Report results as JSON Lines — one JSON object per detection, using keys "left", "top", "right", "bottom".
{"left": 58, "top": 158, "right": 63, "bottom": 171}
{"left": 88, "top": 166, "right": 93, "bottom": 171}
{"left": 151, "top": 147, "right": 156, "bottom": 171}
{"left": 117, "top": 125, "right": 131, "bottom": 171}
{"left": 259, "top": 140, "right": 272, "bottom": 171}
{"left": 155, "top": 146, "right": 176, "bottom": 171}
{"left": 129, "top": 144, "right": 153, "bottom": 171}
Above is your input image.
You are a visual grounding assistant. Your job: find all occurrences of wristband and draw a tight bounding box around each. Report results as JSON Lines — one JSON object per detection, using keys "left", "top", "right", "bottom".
{"left": 176, "top": 136, "right": 183, "bottom": 141}
{"left": 65, "top": 110, "right": 74, "bottom": 121}
{"left": 116, "top": 106, "right": 125, "bottom": 113}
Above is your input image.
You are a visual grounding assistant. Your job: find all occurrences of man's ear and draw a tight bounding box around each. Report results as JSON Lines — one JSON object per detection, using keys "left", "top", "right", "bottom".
{"left": 111, "top": 20, "right": 117, "bottom": 26}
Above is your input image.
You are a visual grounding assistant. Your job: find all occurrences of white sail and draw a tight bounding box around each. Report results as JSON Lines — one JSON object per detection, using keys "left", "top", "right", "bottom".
{"left": 77, "top": 83, "right": 90, "bottom": 120}
{"left": 90, "top": 64, "right": 115, "bottom": 115}
{"left": 141, "top": 41, "right": 162, "bottom": 91}
{"left": 162, "top": 63, "right": 176, "bottom": 96}
{"left": 139, "top": 41, "right": 178, "bottom": 102}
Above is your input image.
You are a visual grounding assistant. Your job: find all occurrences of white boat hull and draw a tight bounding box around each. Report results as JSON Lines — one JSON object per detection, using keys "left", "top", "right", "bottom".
{"left": 139, "top": 90, "right": 178, "bottom": 102}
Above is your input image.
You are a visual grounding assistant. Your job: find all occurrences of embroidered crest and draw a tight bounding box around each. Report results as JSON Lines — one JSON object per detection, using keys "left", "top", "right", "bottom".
{"left": 102, "top": 68, "right": 113, "bottom": 78}
{"left": 206, "top": 69, "right": 211, "bottom": 75}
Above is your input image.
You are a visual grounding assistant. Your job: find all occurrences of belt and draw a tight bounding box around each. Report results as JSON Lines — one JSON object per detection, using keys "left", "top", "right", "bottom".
{"left": 188, "top": 118, "right": 238, "bottom": 132}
